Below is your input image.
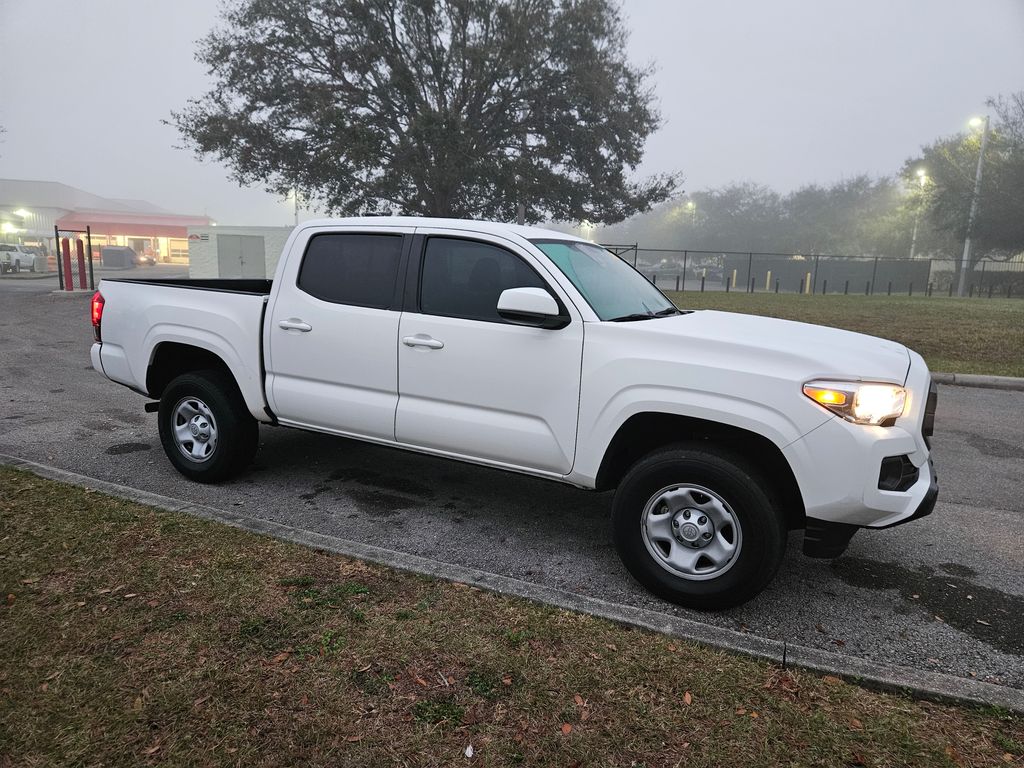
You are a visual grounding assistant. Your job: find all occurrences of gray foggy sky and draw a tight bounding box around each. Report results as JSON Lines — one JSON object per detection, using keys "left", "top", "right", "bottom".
{"left": 1, "top": 0, "right": 1021, "bottom": 225}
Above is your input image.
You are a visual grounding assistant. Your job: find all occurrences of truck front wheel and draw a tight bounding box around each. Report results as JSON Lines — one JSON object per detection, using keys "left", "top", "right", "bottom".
{"left": 158, "top": 370, "right": 258, "bottom": 483}
{"left": 612, "top": 444, "right": 786, "bottom": 610}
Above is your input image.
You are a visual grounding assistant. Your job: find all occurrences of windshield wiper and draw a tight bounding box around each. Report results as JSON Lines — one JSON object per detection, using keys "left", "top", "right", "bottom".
{"left": 608, "top": 307, "right": 681, "bottom": 322}
{"left": 608, "top": 313, "right": 657, "bottom": 322}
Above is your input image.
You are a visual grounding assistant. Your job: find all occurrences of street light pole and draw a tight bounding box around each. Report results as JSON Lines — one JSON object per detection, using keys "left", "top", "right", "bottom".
{"left": 957, "top": 116, "right": 990, "bottom": 297}
{"left": 909, "top": 169, "right": 926, "bottom": 260}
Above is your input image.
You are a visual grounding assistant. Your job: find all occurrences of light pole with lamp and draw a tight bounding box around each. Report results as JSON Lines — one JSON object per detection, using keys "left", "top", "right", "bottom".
{"left": 909, "top": 168, "right": 927, "bottom": 259}
{"left": 685, "top": 200, "right": 696, "bottom": 225}
{"left": 957, "top": 115, "right": 990, "bottom": 297}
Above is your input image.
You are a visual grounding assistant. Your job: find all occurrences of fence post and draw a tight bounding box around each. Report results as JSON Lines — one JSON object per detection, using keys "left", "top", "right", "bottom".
{"left": 681, "top": 251, "right": 687, "bottom": 292}
{"left": 746, "top": 253, "right": 753, "bottom": 292}
{"left": 86, "top": 225, "right": 95, "bottom": 291}
{"left": 700, "top": 276, "right": 705, "bottom": 292}
{"left": 53, "top": 225, "right": 64, "bottom": 291}
{"left": 988, "top": 284, "right": 993, "bottom": 299}
{"left": 844, "top": 279, "right": 849, "bottom": 295}
{"left": 969, "top": 284, "right": 974, "bottom": 298}
{"left": 75, "top": 238, "right": 87, "bottom": 289}
{"left": 981, "top": 261, "right": 986, "bottom": 293}
{"left": 887, "top": 281, "right": 892, "bottom": 296}
{"left": 948, "top": 282, "right": 954, "bottom": 297}
{"left": 750, "top": 276, "right": 755, "bottom": 293}
{"left": 908, "top": 282, "right": 913, "bottom": 297}
{"left": 675, "top": 275, "right": 679, "bottom": 291}
{"left": 928, "top": 282, "right": 933, "bottom": 297}
{"left": 870, "top": 257, "right": 878, "bottom": 295}
{"left": 774, "top": 278, "right": 779, "bottom": 293}
{"left": 725, "top": 275, "right": 730, "bottom": 292}
{"left": 812, "top": 254, "right": 820, "bottom": 294}
{"left": 652, "top": 273, "right": 657, "bottom": 285}
{"left": 865, "top": 281, "right": 871, "bottom": 296}
{"left": 822, "top": 279, "right": 827, "bottom": 295}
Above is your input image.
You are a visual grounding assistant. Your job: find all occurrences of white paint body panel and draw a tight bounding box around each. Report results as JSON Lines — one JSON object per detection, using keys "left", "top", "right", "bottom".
{"left": 92, "top": 216, "right": 934, "bottom": 532}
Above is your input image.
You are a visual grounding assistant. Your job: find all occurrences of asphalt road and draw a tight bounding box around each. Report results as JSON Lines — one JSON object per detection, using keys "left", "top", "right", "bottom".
{"left": 1, "top": 282, "right": 1022, "bottom": 691}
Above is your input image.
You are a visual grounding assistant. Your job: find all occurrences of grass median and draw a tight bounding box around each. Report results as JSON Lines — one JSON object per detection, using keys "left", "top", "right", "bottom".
{"left": 663, "top": 292, "right": 1024, "bottom": 378}
{"left": 1, "top": 466, "right": 1021, "bottom": 766}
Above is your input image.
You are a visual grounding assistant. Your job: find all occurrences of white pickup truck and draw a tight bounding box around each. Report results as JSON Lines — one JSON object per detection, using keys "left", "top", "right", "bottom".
{"left": 90, "top": 217, "right": 938, "bottom": 608}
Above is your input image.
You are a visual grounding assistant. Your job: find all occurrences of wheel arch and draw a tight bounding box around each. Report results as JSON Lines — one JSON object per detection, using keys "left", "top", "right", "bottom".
{"left": 595, "top": 411, "right": 806, "bottom": 530}
{"left": 147, "top": 342, "right": 239, "bottom": 401}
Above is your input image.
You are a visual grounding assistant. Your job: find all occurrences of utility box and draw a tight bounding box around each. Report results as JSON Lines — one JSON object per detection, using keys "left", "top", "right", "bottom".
{"left": 187, "top": 226, "right": 292, "bottom": 278}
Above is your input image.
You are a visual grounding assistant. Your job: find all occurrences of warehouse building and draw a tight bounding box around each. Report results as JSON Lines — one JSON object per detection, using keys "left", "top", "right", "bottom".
{"left": 0, "top": 178, "right": 211, "bottom": 265}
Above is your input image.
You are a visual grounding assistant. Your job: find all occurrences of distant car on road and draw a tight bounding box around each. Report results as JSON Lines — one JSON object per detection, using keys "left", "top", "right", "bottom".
{"left": 0, "top": 244, "right": 38, "bottom": 273}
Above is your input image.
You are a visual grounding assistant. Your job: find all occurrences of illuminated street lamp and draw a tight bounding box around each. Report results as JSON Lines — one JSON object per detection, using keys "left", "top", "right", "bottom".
{"left": 957, "top": 116, "right": 990, "bottom": 297}
{"left": 909, "top": 169, "right": 927, "bottom": 260}
{"left": 685, "top": 200, "right": 696, "bottom": 225}
{"left": 13, "top": 208, "right": 30, "bottom": 218}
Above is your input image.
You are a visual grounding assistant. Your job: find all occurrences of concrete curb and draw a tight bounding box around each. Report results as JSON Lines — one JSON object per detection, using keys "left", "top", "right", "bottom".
{"left": 2, "top": 453, "right": 1022, "bottom": 714}
{"left": 932, "top": 372, "right": 1024, "bottom": 391}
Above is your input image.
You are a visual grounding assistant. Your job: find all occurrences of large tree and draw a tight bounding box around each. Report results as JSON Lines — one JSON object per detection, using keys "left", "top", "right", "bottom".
{"left": 905, "top": 91, "right": 1024, "bottom": 265}
{"left": 172, "top": 0, "right": 678, "bottom": 223}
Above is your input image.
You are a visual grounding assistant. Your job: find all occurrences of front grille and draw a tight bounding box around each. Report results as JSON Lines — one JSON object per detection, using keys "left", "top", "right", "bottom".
{"left": 922, "top": 378, "right": 938, "bottom": 445}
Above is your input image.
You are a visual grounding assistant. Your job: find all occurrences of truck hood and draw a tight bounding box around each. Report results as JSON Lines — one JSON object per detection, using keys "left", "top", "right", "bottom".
{"left": 619, "top": 310, "right": 911, "bottom": 384}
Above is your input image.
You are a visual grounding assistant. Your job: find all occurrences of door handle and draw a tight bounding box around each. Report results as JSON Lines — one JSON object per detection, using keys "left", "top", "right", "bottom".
{"left": 278, "top": 318, "right": 312, "bottom": 332}
{"left": 402, "top": 334, "right": 444, "bottom": 350}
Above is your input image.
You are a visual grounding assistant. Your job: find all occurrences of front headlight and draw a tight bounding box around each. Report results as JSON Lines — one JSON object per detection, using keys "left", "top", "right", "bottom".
{"left": 803, "top": 380, "right": 907, "bottom": 425}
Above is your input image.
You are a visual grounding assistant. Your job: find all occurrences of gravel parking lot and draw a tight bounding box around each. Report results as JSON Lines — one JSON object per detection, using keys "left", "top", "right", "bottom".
{"left": 1, "top": 282, "right": 1021, "bottom": 692}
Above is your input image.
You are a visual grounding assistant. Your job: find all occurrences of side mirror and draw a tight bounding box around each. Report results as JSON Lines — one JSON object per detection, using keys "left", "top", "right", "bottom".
{"left": 496, "top": 287, "right": 569, "bottom": 329}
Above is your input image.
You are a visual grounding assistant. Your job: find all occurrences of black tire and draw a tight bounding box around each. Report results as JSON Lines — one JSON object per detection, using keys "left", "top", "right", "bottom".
{"left": 158, "top": 369, "right": 258, "bottom": 483}
{"left": 612, "top": 443, "right": 786, "bottom": 610}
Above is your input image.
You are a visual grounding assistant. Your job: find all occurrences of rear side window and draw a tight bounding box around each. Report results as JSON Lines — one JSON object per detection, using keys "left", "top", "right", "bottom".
{"left": 419, "top": 237, "right": 547, "bottom": 322}
{"left": 297, "top": 233, "right": 403, "bottom": 308}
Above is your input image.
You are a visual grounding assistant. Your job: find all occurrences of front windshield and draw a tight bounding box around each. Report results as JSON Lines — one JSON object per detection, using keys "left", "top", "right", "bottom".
{"left": 532, "top": 240, "right": 677, "bottom": 321}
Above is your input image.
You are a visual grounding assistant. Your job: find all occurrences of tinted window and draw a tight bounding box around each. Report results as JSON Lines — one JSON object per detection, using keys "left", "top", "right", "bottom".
{"left": 420, "top": 237, "right": 547, "bottom": 322}
{"left": 298, "top": 233, "right": 403, "bottom": 308}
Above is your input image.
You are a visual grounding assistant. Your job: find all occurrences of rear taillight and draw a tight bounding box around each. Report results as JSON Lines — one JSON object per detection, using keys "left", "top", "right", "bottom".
{"left": 91, "top": 291, "right": 105, "bottom": 342}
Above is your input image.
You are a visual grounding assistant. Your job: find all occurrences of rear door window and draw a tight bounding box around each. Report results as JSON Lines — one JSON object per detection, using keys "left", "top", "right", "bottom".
{"left": 297, "top": 233, "right": 404, "bottom": 309}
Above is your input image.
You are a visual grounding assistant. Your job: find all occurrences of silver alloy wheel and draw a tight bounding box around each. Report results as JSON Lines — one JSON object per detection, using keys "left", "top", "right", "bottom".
{"left": 640, "top": 483, "right": 743, "bottom": 581}
{"left": 171, "top": 397, "right": 219, "bottom": 463}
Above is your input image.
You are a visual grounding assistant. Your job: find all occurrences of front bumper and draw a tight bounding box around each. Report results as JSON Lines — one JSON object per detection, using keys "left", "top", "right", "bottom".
{"left": 803, "top": 457, "right": 937, "bottom": 558}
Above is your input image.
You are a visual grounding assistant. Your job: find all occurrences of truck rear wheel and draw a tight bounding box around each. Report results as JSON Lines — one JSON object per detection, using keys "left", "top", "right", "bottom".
{"left": 612, "top": 443, "right": 786, "bottom": 610}
{"left": 158, "top": 369, "right": 258, "bottom": 483}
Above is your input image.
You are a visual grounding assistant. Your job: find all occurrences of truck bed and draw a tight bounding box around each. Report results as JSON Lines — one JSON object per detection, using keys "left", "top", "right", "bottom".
{"left": 102, "top": 278, "right": 273, "bottom": 295}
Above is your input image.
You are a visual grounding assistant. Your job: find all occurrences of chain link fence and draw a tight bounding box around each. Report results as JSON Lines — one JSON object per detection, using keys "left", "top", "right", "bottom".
{"left": 604, "top": 245, "right": 1024, "bottom": 298}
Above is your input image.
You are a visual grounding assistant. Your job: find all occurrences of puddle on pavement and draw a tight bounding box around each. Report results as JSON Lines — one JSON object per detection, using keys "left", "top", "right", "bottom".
{"left": 105, "top": 442, "right": 151, "bottom": 455}
{"left": 831, "top": 556, "right": 1023, "bottom": 656}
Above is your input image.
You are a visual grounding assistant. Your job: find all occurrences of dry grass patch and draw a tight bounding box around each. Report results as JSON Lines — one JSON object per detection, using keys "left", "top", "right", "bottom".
{"left": 1, "top": 467, "right": 1021, "bottom": 766}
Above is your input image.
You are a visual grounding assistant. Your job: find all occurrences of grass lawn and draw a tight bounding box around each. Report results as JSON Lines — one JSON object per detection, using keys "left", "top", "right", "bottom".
{"left": 662, "top": 292, "right": 1024, "bottom": 378}
{"left": 1, "top": 467, "right": 1021, "bottom": 767}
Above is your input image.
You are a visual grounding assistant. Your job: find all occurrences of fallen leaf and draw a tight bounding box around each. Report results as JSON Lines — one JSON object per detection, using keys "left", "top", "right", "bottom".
{"left": 271, "top": 651, "right": 291, "bottom": 664}
{"left": 667, "top": 644, "right": 678, "bottom": 652}
{"left": 146, "top": 600, "right": 159, "bottom": 608}
{"left": 832, "top": 639, "right": 846, "bottom": 648}
{"left": 750, "top": 711, "right": 759, "bottom": 718}
{"left": 40, "top": 682, "right": 49, "bottom": 692}
{"left": 5, "top": 594, "right": 14, "bottom": 605}
{"left": 143, "top": 743, "right": 160, "bottom": 755}
{"left": 346, "top": 735, "right": 362, "bottom": 743}
{"left": 20, "top": 577, "right": 38, "bottom": 585}
{"left": 133, "top": 696, "right": 143, "bottom": 711}
{"left": 823, "top": 675, "right": 842, "bottom": 686}
{"left": 849, "top": 717, "right": 864, "bottom": 731}
{"left": 1003, "top": 753, "right": 1014, "bottom": 763}
{"left": 683, "top": 691, "right": 693, "bottom": 705}
{"left": 735, "top": 707, "right": 747, "bottom": 715}
{"left": 501, "top": 676, "right": 512, "bottom": 686}
{"left": 573, "top": 694, "right": 585, "bottom": 707}
{"left": 580, "top": 710, "right": 590, "bottom": 721}
{"left": 561, "top": 723, "right": 573, "bottom": 735}
{"left": 414, "top": 675, "right": 429, "bottom": 687}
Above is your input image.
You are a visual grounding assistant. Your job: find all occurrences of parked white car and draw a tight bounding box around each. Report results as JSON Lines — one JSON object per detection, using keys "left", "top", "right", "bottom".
{"left": 0, "top": 244, "right": 38, "bottom": 273}
{"left": 90, "top": 218, "right": 938, "bottom": 608}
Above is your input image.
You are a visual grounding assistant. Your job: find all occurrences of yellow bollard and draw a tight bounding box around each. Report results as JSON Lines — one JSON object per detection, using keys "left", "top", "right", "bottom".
{"left": 765, "top": 270, "right": 772, "bottom": 291}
